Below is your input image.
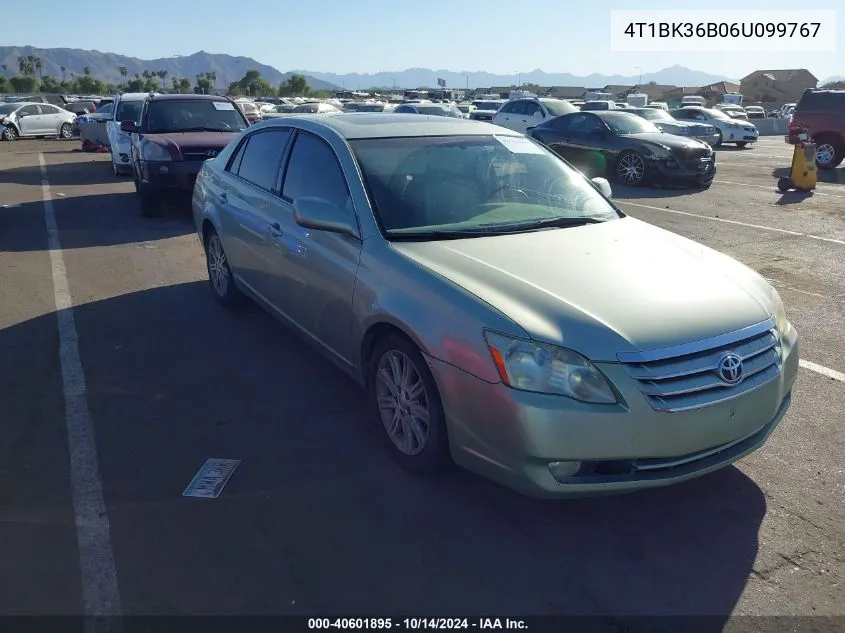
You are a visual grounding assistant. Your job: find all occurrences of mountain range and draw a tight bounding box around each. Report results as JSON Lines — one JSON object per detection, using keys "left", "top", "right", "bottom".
{"left": 0, "top": 46, "right": 339, "bottom": 91}
{"left": 297, "top": 65, "right": 739, "bottom": 90}
{"left": 2, "top": 46, "right": 838, "bottom": 92}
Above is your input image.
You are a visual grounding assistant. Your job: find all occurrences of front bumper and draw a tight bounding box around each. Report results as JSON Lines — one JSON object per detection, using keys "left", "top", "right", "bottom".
{"left": 689, "top": 132, "right": 722, "bottom": 147}
{"left": 429, "top": 324, "right": 798, "bottom": 498}
{"left": 723, "top": 128, "right": 759, "bottom": 143}
{"left": 139, "top": 160, "right": 204, "bottom": 193}
{"left": 651, "top": 154, "right": 716, "bottom": 185}
{"left": 112, "top": 141, "right": 132, "bottom": 168}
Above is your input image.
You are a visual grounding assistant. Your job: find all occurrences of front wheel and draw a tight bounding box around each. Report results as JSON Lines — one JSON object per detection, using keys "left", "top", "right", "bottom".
{"left": 59, "top": 123, "right": 73, "bottom": 139}
{"left": 1, "top": 125, "right": 19, "bottom": 141}
{"left": 369, "top": 334, "right": 450, "bottom": 473}
{"left": 713, "top": 131, "right": 723, "bottom": 147}
{"left": 815, "top": 139, "right": 844, "bottom": 170}
{"left": 615, "top": 150, "right": 649, "bottom": 186}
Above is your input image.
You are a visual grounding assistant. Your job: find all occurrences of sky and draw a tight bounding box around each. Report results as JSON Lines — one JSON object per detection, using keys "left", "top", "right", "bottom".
{"left": 8, "top": 0, "right": 844, "bottom": 80}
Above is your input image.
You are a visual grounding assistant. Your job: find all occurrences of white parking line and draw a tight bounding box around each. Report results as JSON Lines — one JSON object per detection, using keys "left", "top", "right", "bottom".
{"left": 799, "top": 360, "right": 845, "bottom": 382}
{"left": 39, "top": 153, "right": 124, "bottom": 630}
{"left": 715, "top": 179, "right": 845, "bottom": 199}
{"left": 618, "top": 200, "right": 845, "bottom": 246}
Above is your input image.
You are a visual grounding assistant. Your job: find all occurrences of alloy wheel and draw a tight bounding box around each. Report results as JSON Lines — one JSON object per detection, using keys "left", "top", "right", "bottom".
{"left": 206, "top": 234, "right": 229, "bottom": 297}
{"left": 618, "top": 152, "right": 645, "bottom": 185}
{"left": 375, "top": 350, "right": 430, "bottom": 456}
{"left": 816, "top": 143, "right": 836, "bottom": 167}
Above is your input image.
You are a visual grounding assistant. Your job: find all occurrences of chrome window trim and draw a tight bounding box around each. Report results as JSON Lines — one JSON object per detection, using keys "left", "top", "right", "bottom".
{"left": 616, "top": 317, "right": 776, "bottom": 363}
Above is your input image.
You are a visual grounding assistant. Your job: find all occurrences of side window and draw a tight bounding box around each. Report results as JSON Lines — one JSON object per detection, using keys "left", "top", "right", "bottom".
{"left": 226, "top": 138, "right": 249, "bottom": 174}
{"left": 522, "top": 101, "right": 541, "bottom": 116}
{"left": 674, "top": 109, "right": 692, "bottom": 120}
{"left": 395, "top": 105, "right": 414, "bottom": 113}
{"left": 567, "top": 114, "right": 603, "bottom": 134}
{"left": 550, "top": 115, "right": 572, "bottom": 132}
{"left": 40, "top": 105, "right": 61, "bottom": 115}
{"left": 282, "top": 133, "right": 352, "bottom": 215}
{"left": 20, "top": 105, "right": 40, "bottom": 116}
{"left": 498, "top": 102, "right": 517, "bottom": 114}
{"left": 233, "top": 129, "right": 292, "bottom": 192}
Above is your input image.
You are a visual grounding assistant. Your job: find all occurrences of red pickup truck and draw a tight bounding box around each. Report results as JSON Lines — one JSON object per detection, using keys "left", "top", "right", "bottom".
{"left": 786, "top": 89, "right": 845, "bottom": 170}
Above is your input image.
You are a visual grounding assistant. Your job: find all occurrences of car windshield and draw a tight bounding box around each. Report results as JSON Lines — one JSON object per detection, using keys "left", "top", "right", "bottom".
{"left": 703, "top": 108, "right": 732, "bottom": 121}
{"left": 0, "top": 104, "right": 19, "bottom": 115}
{"left": 349, "top": 134, "right": 621, "bottom": 240}
{"left": 145, "top": 99, "right": 249, "bottom": 133}
{"left": 472, "top": 101, "right": 502, "bottom": 111}
{"left": 417, "top": 105, "right": 460, "bottom": 117}
{"left": 634, "top": 108, "right": 671, "bottom": 122}
{"left": 604, "top": 114, "right": 661, "bottom": 134}
{"left": 541, "top": 99, "right": 577, "bottom": 116}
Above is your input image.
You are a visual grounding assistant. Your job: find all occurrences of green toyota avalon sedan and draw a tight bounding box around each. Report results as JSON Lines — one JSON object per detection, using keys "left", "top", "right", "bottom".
{"left": 191, "top": 113, "right": 799, "bottom": 498}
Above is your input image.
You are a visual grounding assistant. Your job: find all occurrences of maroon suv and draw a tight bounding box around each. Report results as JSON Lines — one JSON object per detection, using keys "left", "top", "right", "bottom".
{"left": 786, "top": 89, "right": 845, "bottom": 169}
{"left": 121, "top": 94, "right": 250, "bottom": 216}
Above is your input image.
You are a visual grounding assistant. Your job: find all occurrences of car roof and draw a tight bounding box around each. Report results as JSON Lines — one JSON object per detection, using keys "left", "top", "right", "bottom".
{"left": 289, "top": 113, "right": 520, "bottom": 139}
{"left": 118, "top": 92, "right": 154, "bottom": 101}
{"left": 582, "top": 111, "right": 640, "bottom": 120}
{"left": 150, "top": 94, "right": 230, "bottom": 101}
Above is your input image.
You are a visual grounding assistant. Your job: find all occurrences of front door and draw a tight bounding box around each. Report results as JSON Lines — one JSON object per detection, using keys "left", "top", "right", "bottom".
{"left": 17, "top": 104, "right": 43, "bottom": 136}
{"left": 268, "top": 130, "right": 363, "bottom": 364}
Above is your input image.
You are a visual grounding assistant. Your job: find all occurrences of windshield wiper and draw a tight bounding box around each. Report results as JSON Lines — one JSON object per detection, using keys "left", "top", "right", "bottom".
{"left": 387, "top": 228, "right": 496, "bottom": 241}
{"left": 482, "top": 217, "right": 608, "bottom": 233}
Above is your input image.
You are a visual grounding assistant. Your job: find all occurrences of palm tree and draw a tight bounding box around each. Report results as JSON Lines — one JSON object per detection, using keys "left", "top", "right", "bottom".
{"left": 119, "top": 65, "right": 128, "bottom": 87}
{"left": 33, "top": 57, "right": 42, "bottom": 87}
{"left": 60, "top": 65, "right": 67, "bottom": 82}
{"left": 1, "top": 64, "right": 7, "bottom": 77}
{"left": 17, "top": 55, "right": 33, "bottom": 76}
{"left": 157, "top": 70, "right": 168, "bottom": 84}
{"left": 83, "top": 66, "right": 91, "bottom": 76}
{"left": 210, "top": 71, "right": 217, "bottom": 91}
{"left": 142, "top": 70, "right": 151, "bottom": 80}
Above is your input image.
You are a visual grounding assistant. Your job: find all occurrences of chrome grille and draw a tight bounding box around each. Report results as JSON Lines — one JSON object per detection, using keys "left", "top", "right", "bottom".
{"left": 182, "top": 148, "right": 219, "bottom": 161}
{"left": 617, "top": 319, "right": 781, "bottom": 412}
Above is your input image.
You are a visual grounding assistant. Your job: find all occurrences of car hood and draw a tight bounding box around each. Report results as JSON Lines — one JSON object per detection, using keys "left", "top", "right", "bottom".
{"left": 391, "top": 217, "right": 774, "bottom": 361}
{"left": 143, "top": 131, "right": 240, "bottom": 152}
{"left": 623, "top": 132, "right": 709, "bottom": 150}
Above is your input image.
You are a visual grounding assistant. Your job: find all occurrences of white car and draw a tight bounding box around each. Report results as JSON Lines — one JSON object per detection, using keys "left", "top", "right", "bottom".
{"left": 492, "top": 97, "right": 578, "bottom": 133}
{"left": 107, "top": 93, "right": 155, "bottom": 176}
{"left": 0, "top": 102, "right": 76, "bottom": 141}
{"left": 671, "top": 106, "right": 759, "bottom": 147}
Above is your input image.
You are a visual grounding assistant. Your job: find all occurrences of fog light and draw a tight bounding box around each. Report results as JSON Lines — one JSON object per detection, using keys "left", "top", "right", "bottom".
{"left": 120, "top": 153, "right": 129, "bottom": 162}
{"left": 548, "top": 461, "right": 581, "bottom": 482}
{"left": 159, "top": 165, "right": 169, "bottom": 173}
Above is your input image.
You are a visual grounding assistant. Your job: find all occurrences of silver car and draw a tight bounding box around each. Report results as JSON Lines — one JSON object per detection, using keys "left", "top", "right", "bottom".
{"left": 192, "top": 114, "right": 798, "bottom": 498}
{"left": 0, "top": 101, "right": 77, "bottom": 141}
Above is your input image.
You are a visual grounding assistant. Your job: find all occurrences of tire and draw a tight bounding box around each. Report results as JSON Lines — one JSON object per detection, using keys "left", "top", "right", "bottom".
{"left": 1, "top": 125, "right": 18, "bottom": 141}
{"left": 713, "top": 130, "right": 723, "bottom": 147}
{"left": 815, "top": 137, "right": 844, "bottom": 170}
{"left": 368, "top": 334, "right": 450, "bottom": 473}
{"left": 132, "top": 166, "right": 141, "bottom": 193}
{"left": 204, "top": 228, "right": 242, "bottom": 307}
{"left": 59, "top": 123, "right": 73, "bottom": 139}
{"left": 615, "top": 150, "right": 649, "bottom": 186}
{"left": 777, "top": 177, "right": 792, "bottom": 193}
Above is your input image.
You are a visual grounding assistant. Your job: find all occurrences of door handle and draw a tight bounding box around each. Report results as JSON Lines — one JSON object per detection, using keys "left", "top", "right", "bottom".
{"left": 268, "top": 222, "right": 283, "bottom": 237}
{"left": 219, "top": 191, "right": 228, "bottom": 204}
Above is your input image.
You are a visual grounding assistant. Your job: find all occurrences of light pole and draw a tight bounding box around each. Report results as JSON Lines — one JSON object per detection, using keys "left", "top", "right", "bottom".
{"left": 634, "top": 66, "right": 642, "bottom": 87}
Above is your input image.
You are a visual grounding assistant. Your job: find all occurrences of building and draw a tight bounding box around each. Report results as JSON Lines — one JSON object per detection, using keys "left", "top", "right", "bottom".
{"left": 739, "top": 69, "right": 818, "bottom": 107}
{"left": 601, "top": 85, "right": 635, "bottom": 100}
{"left": 660, "top": 86, "right": 707, "bottom": 106}
{"left": 538, "top": 86, "right": 586, "bottom": 99}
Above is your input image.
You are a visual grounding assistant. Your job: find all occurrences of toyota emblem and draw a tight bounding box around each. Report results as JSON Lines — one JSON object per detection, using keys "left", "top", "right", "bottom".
{"left": 206, "top": 149, "right": 218, "bottom": 158}
{"left": 717, "top": 353, "right": 744, "bottom": 385}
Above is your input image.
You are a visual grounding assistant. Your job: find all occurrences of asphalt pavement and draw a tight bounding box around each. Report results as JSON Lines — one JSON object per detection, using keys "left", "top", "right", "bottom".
{"left": 0, "top": 137, "right": 843, "bottom": 632}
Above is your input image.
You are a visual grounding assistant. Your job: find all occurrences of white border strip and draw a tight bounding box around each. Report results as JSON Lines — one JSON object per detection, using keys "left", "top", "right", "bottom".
{"left": 39, "top": 153, "right": 124, "bottom": 631}
{"left": 617, "top": 200, "right": 845, "bottom": 246}
{"left": 799, "top": 360, "right": 845, "bottom": 382}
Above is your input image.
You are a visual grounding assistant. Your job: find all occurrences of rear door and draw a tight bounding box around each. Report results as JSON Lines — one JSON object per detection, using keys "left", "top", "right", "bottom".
{"left": 38, "top": 104, "right": 65, "bottom": 135}
{"left": 218, "top": 128, "right": 293, "bottom": 295}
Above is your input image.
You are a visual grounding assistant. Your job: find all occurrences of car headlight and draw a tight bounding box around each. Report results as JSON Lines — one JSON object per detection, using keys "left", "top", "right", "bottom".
{"left": 771, "top": 288, "right": 789, "bottom": 335}
{"left": 484, "top": 331, "right": 617, "bottom": 403}
{"left": 141, "top": 142, "right": 171, "bottom": 161}
{"left": 647, "top": 145, "right": 672, "bottom": 159}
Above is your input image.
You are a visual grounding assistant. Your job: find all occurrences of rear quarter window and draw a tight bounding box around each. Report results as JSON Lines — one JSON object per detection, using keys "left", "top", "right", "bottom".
{"left": 797, "top": 91, "right": 845, "bottom": 113}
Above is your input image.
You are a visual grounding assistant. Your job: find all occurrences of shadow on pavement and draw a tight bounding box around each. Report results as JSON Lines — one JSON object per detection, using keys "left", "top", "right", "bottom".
{"left": 0, "top": 156, "right": 119, "bottom": 188}
{"left": 0, "top": 279, "right": 768, "bottom": 624}
{"left": 771, "top": 167, "right": 845, "bottom": 186}
{"left": 0, "top": 192, "right": 193, "bottom": 251}
{"left": 613, "top": 185, "right": 708, "bottom": 201}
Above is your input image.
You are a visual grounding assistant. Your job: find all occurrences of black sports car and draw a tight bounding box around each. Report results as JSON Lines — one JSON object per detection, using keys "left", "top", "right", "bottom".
{"left": 528, "top": 110, "right": 716, "bottom": 187}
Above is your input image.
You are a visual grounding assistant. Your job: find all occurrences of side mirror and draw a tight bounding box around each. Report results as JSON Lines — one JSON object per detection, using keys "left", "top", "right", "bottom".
{"left": 591, "top": 177, "right": 612, "bottom": 199}
{"left": 18, "top": 111, "right": 29, "bottom": 118}
{"left": 293, "top": 197, "right": 358, "bottom": 238}
{"left": 120, "top": 120, "right": 139, "bottom": 133}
